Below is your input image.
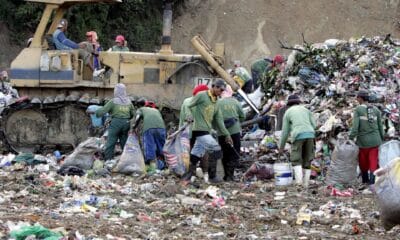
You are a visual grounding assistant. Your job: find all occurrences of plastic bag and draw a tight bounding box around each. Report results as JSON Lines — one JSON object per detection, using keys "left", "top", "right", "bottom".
{"left": 40, "top": 52, "right": 50, "bottom": 71}
{"left": 62, "top": 137, "right": 103, "bottom": 170}
{"left": 10, "top": 225, "right": 62, "bottom": 240}
{"left": 163, "top": 124, "right": 190, "bottom": 176}
{"left": 113, "top": 133, "right": 145, "bottom": 174}
{"left": 379, "top": 140, "right": 400, "bottom": 168}
{"left": 243, "top": 162, "right": 274, "bottom": 181}
{"left": 50, "top": 55, "right": 61, "bottom": 71}
{"left": 375, "top": 158, "right": 400, "bottom": 230}
{"left": 326, "top": 139, "right": 359, "bottom": 185}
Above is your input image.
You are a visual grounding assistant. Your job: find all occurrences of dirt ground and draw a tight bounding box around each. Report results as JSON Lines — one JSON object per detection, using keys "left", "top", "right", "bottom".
{"left": 172, "top": 0, "right": 400, "bottom": 68}
{"left": 0, "top": 162, "right": 399, "bottom": 239}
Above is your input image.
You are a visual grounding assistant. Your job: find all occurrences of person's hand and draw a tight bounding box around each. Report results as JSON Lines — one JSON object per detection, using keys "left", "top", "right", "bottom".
{"left": 185, "top": 116, "right": 193, "bottom": 123}
{"left": 79, "top": 42, "right": 86, "bottom": 49}
{"left": 278, "top": 148, "right": 284, "bottom": 154}
{"left": 225, "top": 135, "right": 233, "bottom": 146}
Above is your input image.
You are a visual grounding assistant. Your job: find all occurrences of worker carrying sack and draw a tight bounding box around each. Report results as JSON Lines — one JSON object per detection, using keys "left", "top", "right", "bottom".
{"left": 374, "top": 157, "right": 400, "bottom": 231}
{"left": 113, "top": 133, "right": 145, "bottom": 174}
{"left": 163, "top": 124, "right": 190, "bottom": 176}
{"left": 326, "top": 138, "right": 359, "bottom": 186}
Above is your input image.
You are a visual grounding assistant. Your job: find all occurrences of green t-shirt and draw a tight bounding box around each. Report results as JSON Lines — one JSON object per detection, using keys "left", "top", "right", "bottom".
{"left": 215, "top": 97, "right": 245, "bottom": 135}
{"left": 111, "top": 45, "right": 130, "bottom": 52}
{"left": 349, "top": 104, "right": 384, "bottom": 148}
{"left": 96, "top": 100, "right": 134, "bottom": 119}
{"left": 136, "top": 107, "right": 165, "bottom": 132}
{"left": 188, "top": 91, "right": 230, "bottom": 136}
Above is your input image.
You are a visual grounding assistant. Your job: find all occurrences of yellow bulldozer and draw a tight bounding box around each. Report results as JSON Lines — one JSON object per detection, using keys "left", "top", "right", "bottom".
{"left": 2, "top": 0, "right": 257, "bottom": 152}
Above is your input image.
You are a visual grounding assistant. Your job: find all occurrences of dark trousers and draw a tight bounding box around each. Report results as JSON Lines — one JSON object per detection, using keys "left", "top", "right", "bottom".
{"left": 218, "top": 133, "right": 241, "bottom": 178}
{"left": 104, "top": 118, "right": 130, "bottom": 160}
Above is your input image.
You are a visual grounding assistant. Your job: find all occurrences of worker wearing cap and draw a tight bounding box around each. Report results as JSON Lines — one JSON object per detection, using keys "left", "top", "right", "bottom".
{"left": 111, "top": 35, "right": 129, "bottom": 52}
{"left": 183, "top": 79, "right": 233, "bottom": 183}
{"left": 52, "top": 19, "right": 97, "bottom": 73}
{"left": 349, "top": 90, "right": 384, "bottom": 185}
{"left": 215, "top": 85, "right": 245, "bottom": 181}
{"left": 279, "top": 94, "right": 316, "bottom": 187}
{"left": 132, "top": 98, "right": 166, "bottom": 173}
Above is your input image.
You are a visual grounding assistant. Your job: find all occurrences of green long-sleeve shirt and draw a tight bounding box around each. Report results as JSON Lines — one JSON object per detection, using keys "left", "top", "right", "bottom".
{"left": 349, "top": 104, "right": 384, "bottom": 148}
{"left": 96, "top": 100, "right": 134, "bottom": 119}
{"left": 179, "top": 97, "right": 192, "bottom": 127}
{"left": 188, "top": 91, "right": 230, "bottom": 136}
{"left": 136, "top": 107, "right": 165, "bottom": 132}
{"left": 279, "top": 105, "right": 316, "bottom": 149}
{"left": 215, "top": 97, "right": 245, "bottom": 136}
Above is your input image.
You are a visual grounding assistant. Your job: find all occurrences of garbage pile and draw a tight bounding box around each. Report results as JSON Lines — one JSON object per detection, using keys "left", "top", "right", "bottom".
{"left": 269, "top": 35, "right": 399, "bottom": 135}
{"left": 1, "top": 150, "right": 400, "bottom": 239}
{"left": 240, "top": 35, "right": 400, "bottom": 181}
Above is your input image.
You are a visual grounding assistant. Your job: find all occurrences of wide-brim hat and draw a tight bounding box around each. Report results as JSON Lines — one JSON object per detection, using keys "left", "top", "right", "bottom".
{"left": 287, "top": 94, "right": 302, "bottom": 105}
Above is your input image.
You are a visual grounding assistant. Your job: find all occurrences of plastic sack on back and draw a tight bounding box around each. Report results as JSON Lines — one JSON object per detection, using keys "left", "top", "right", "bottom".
{"left": 374, "top": 157, "right": 400, "bottom": 230}
{"left": 113, "top": 133, "right": 145, "bottom": 174}
{"left": 326, "top": 138, "right": 359, "bottom": 186}
{"left": 163, "top": 124, "right": 190, "bottom": 176}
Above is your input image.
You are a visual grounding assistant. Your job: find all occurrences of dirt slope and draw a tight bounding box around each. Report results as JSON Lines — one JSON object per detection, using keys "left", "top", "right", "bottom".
{"left": 172, "top": 0, "right": 400, "bottom": 68}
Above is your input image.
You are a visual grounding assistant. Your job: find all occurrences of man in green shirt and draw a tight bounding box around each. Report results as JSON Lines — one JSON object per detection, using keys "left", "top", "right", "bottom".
{"left": 279, "top": 94, "right": 316, "bottom": 187}
{"left": 349, "top": 90, "right": 384, "bottom": 185}
{"left": 184, "top": 79, "right": 233, "bottom": 183}
{"left": 216, "top": 85, "right": 245, "bottom": 181}
{"left": 132, "top": 99, "right": 166, "bottom": 171}
{"left": 95, "top": 83, "right": 135, "bottom": 160}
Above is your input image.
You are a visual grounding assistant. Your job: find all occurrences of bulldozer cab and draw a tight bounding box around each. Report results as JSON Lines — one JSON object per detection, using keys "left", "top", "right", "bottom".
{"left": 11, "top": 0, "right": 122, "bottom": 89}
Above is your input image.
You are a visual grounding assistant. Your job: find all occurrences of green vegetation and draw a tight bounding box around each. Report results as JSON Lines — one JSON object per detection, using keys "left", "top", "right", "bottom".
{"left": 0, "top": 0, "right": 184, "bottom": 51}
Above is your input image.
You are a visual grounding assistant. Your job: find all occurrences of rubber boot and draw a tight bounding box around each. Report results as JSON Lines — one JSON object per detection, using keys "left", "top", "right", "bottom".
{"left": 293, "top": 165, "right": 303, "bottom": 185}
{"left": 182, "top": 155, "right": 200, "bottom": 181}
{"left": 303, "top": 168, "right": 311, "bottom": 188}
{"left": 361, "top": 172, "right": 369, "bottom": 184}
{"left": 208, "top": 150, "right": 223, "bottom": 183}
{"left": 369, "top": 172, "right": 375, "bottom": 185}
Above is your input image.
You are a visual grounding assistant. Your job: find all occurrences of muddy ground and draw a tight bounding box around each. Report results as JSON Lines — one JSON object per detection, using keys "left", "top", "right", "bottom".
{"left": 0, "top": 162, "right": 399, "bottom": 239}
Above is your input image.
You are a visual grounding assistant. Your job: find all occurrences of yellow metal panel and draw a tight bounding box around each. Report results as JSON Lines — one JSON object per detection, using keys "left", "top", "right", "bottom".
{"left": 11, "top": 48, "right": 42, "bottom": 69}
{"left": 11, "top": 80, "right": 40, "bottom": 87}
{"left": 120, "top": 61, "right": 144, "bottom": 84}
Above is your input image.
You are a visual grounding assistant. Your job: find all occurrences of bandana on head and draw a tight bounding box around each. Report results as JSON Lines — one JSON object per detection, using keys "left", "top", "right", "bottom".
{"left": 113, "top": 83, "right": 131, "bottom": 105}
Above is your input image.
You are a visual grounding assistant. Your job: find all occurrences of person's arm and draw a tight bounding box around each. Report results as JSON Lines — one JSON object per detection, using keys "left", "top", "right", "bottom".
{"left": 179, "top": 103, "right": 189, "bottom": 127}
{"left": 279, "top": 112, "right": 290, "bottom": 149}
{"left": 377, "top": 108, "right": 384, "bottom": 141}
{"left": 132, "top": 109, "right": 143, "bottom": 129}
{"left": 349, "top": 109, "right": 360, "bottom": 140}
{"left": 309, "top": 110, "right": 316, "bottom": 129}
{"left": 57, "top": 31, "right": 79, "bottom": 49}
{"left": 236, "top": 101, "right": 245, "bottom": 122}
{"left": 187, "top": 93, "right": 203, "bottom": 109}
{"left": 95, "top": 100, "right": 113, "bottom": 118}
{"left": 215, "top": 108, "right": 230, "bottom": 137}
{"left": 129, "top": 104, "right": 135, "bottom": 119}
